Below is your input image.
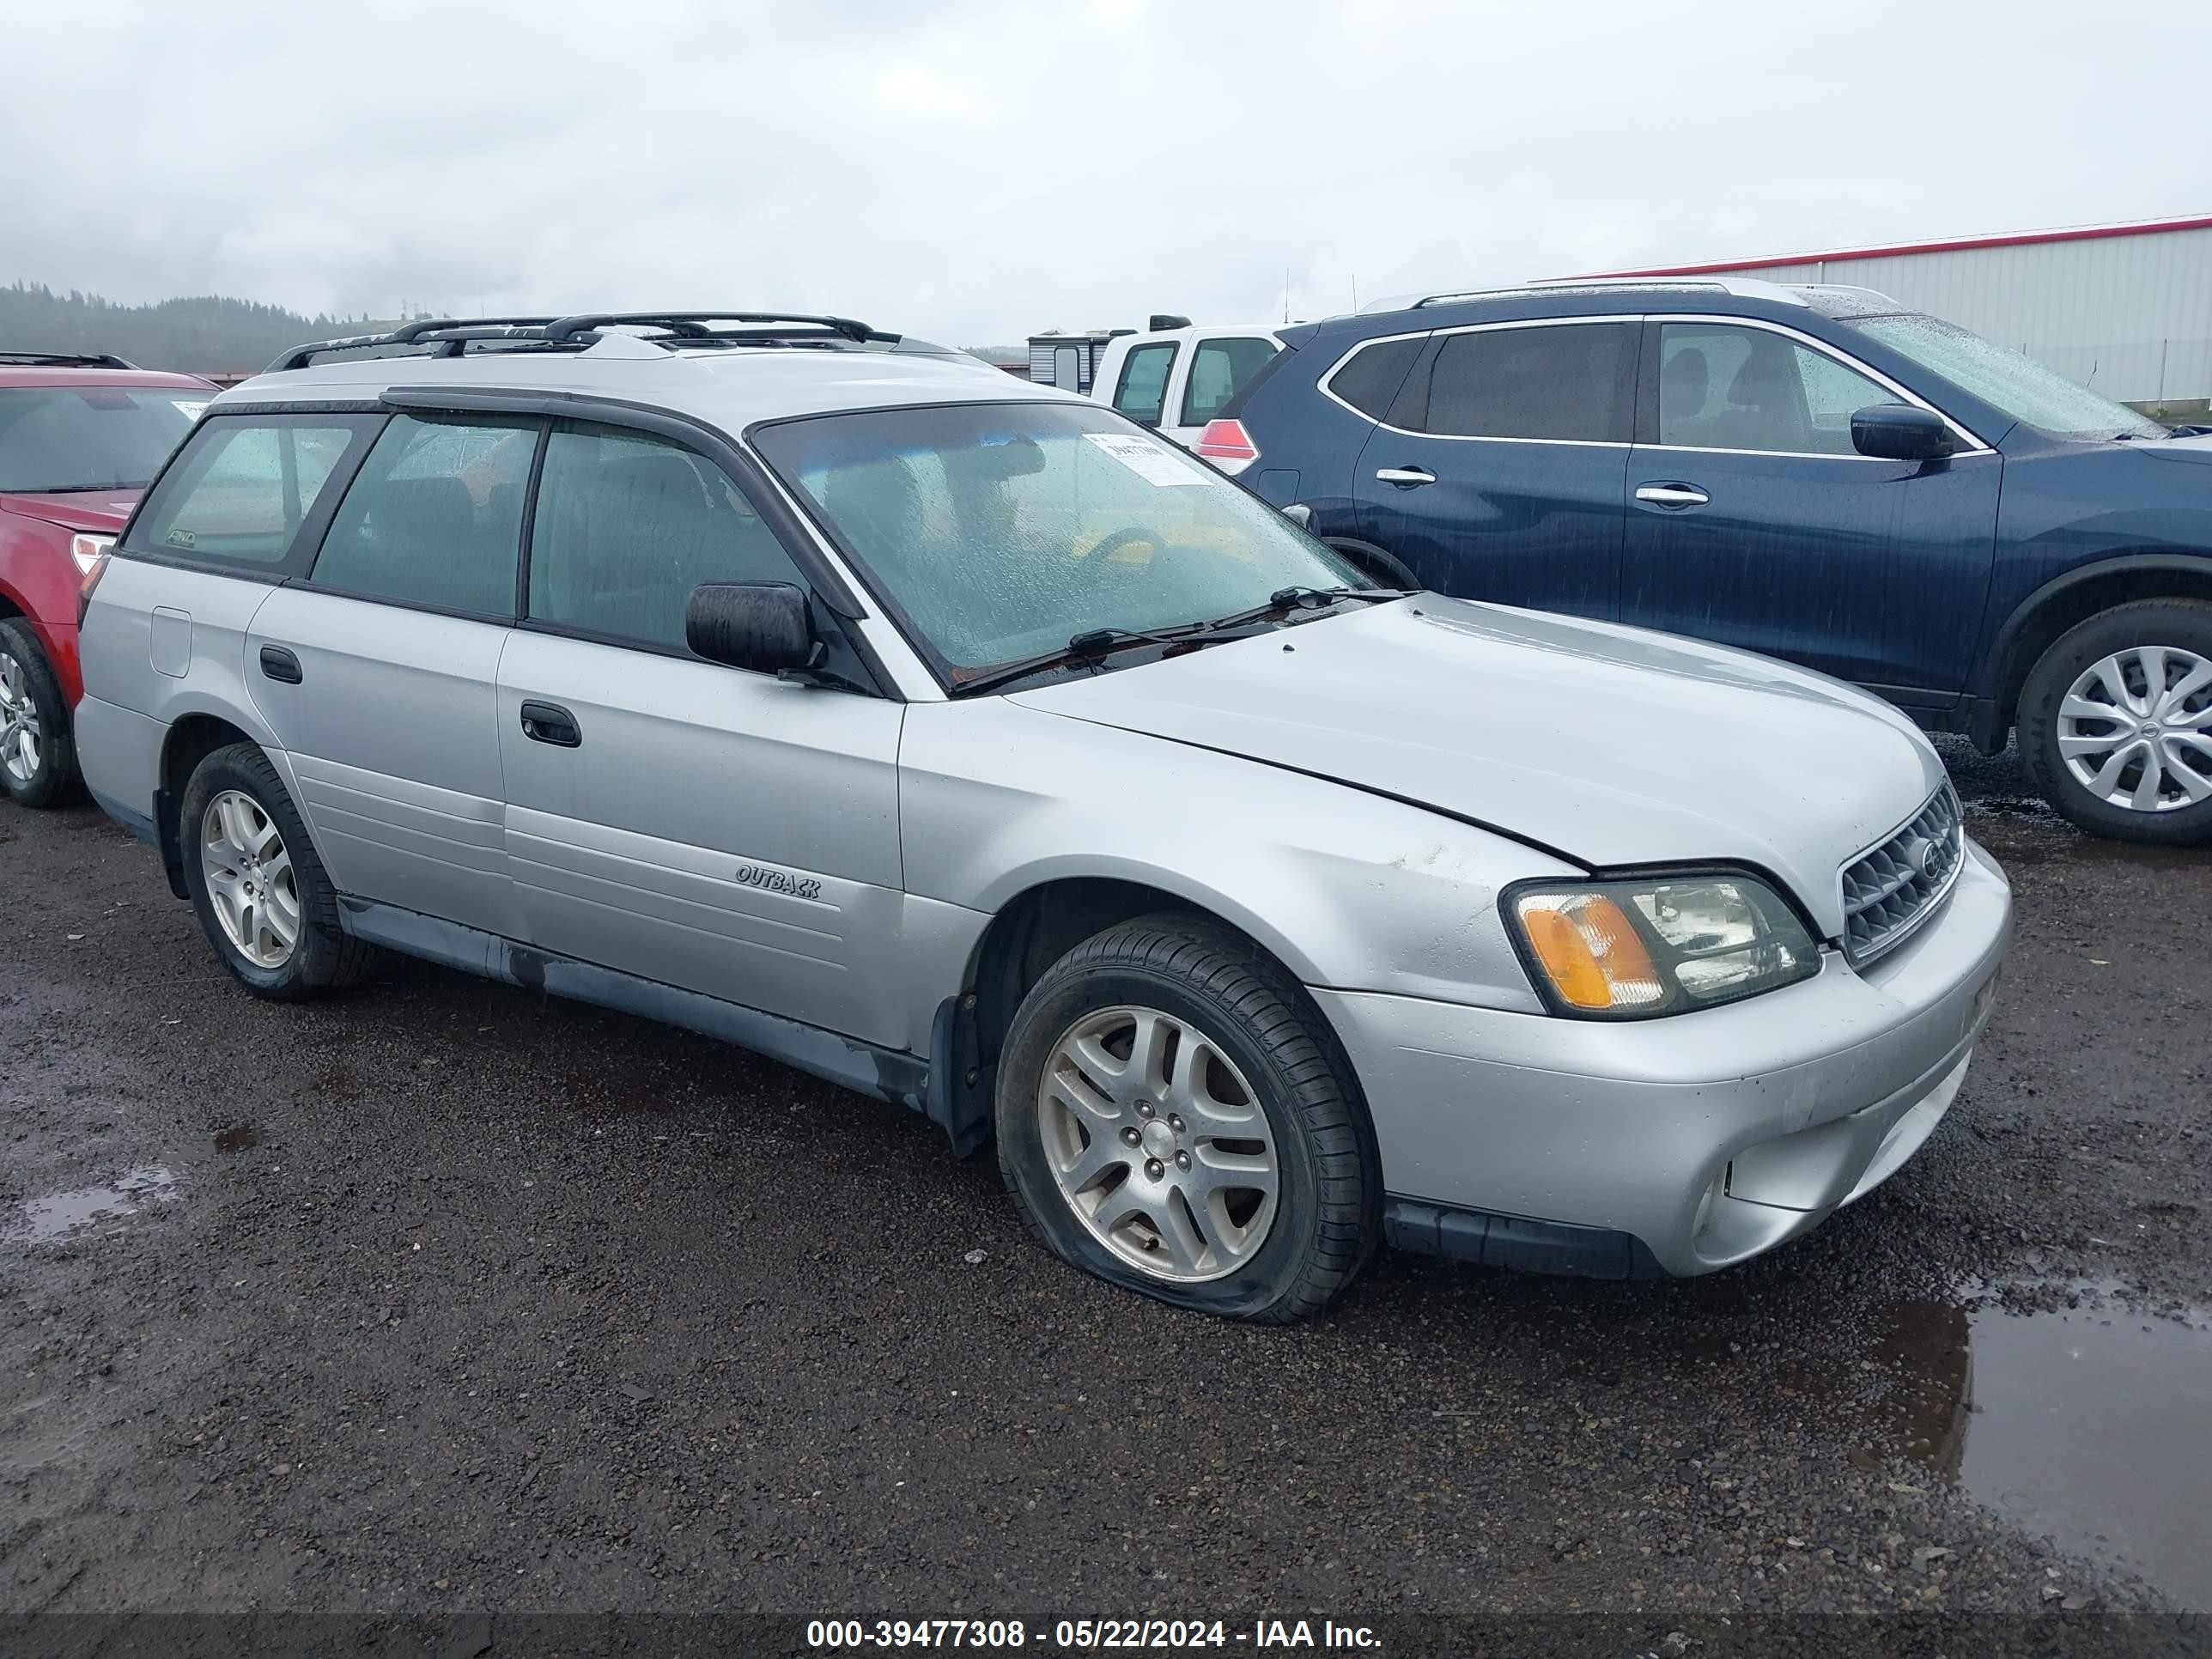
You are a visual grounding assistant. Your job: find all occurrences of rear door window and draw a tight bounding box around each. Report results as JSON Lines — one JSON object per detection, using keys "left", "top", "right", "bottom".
{"left": 1179, "top": 337, "right": 1278, "bottom": 426}
{"left": 125, "top": 414, "right": 380, "bottom": 573}
{"left": 1111, "top": 343, "right": 1178, "bottom": 425}
{"left": 307, "top": 415, "right": 538, "bottom": 616}
{"left": 1415, "top": 323, "right": 1638, "bottom": 441}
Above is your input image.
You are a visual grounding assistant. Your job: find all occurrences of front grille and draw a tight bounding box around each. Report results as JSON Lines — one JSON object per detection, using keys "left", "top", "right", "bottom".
{"left": 1839, "top": 785, "right": 1964, "bottom": 966}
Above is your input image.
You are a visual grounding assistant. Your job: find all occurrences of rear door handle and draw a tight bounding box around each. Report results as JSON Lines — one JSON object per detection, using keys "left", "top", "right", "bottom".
{"left": 519, "top": 700, "right": 581, "bottom": 748}
{"left": 258, "top": 645, "right": 302, "bottom": 684}
{"left": 1634, "top": 483, "right": 1710, "bottom": 508}
{"left": 1375, "top": 466, "right": 1437, "bottom": 488}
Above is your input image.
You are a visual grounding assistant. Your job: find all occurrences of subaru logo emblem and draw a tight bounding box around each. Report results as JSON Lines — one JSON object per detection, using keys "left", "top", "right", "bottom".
{"left": 1900, "top": 835, "right": 1943, "bottom": 882}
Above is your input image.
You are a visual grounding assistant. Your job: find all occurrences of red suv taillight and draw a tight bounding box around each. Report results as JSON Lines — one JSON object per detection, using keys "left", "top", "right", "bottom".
{"left": 73, "top": 535, "right": 112, "bottom": 626}
{"left": 1194, "top": 419, "right": 1260, "bottom": 473}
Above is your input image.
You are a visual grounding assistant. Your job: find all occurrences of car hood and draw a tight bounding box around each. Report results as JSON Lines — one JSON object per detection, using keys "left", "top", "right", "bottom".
{"left": 1008, "top": 597, "right": 1947, "bottom": 938}
{"left": 2136, "top": 431, "right": 2212, "bottom": 466}
{"left": 0, "top": 489, "right": 140, "bottom": 533}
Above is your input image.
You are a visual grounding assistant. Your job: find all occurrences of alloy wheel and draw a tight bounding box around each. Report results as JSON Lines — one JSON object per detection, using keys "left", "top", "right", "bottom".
{"left": 2056, "top": 645, "right": 2212, "bottom": 812}
{"left": 200, "top": 789, "right": 301, "bottom": 969}
{"left": 1036, "top": 1004, "right": 1279, "bottom": 1283}
{"left": 0, "top": 649, "right": 42, "bottom": 787}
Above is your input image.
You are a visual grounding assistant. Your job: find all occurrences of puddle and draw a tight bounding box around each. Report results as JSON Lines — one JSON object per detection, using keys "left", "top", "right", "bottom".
{"left": 1867, "top": 1285, "right": 2212, "bottom": 1608}
{"left": 214, "top": 1124, "right": 260, "bottom": 1153}
{"left": 11, "top": 1166, "right": 180, "bottom": 1243}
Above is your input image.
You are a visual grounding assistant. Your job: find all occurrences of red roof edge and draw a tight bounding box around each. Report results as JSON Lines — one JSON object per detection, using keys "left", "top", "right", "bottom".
{"left": 1576, "top": 213, "right": 2212, "bottom": 278}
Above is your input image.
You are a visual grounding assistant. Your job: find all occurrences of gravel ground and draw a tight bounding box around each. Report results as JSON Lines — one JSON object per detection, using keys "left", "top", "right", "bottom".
{"left": 3, "top": 738, "right": 2208, "bottom": 1641}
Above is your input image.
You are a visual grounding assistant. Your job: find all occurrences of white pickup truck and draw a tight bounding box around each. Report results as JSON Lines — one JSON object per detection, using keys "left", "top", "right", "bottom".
{"left": 1090, "top": 319, "right": 1283, "bottom": 453}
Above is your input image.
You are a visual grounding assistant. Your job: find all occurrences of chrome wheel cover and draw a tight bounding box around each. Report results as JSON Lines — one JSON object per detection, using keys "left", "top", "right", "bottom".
{"left": 0, "top": 649, "right": 42, "bottom": 787}
{"left": 200, "top": 790, "right": 301, "bottom": 969}
{"left": 2057, "top": 646, "right": 2212, "bottom": 812}
{"left": 1036, "top": 1004, "right": 1279, "bottom": 1284}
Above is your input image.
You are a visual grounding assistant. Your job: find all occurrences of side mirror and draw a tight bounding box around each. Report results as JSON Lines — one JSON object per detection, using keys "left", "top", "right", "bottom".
{"left": 1850, "top": 402, "right": 1954, "bottom": 462}
{"left": 685, "top": 581, "right": 821, "bottom": 676}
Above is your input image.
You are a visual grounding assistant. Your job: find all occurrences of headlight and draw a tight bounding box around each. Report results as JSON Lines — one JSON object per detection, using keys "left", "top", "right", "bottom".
{"left": 1504, "top": 872, "right": 1820, "bottom": 1018}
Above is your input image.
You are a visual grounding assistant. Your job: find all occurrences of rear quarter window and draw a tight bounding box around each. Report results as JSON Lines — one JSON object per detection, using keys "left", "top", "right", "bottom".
{"left": 125, "top": 413, "right": 382, "bottom": 575}
{"left": 1325, "top": 337, "right": 1426, "bottom": 422}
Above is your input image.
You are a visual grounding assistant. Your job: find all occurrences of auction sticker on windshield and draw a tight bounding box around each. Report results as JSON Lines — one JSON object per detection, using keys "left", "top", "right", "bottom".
{"left": 1083, "top": 431, "right": 1205, "bottom": 485}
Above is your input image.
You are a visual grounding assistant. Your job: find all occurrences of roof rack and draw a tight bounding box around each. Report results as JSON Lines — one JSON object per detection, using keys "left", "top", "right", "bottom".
{"left": 1407, "top": 275, "right": 1811, "bottom": 310}
{"left": 268, "top": 310, "right": 887, "bottom": 373}
{"left": 0, "top": 350, "right": 141, "bottom": 369}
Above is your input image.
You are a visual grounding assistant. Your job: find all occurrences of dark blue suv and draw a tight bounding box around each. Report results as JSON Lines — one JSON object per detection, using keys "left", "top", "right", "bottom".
{"left": 1211, "top": 277, "right": 2212, "bottom": 844}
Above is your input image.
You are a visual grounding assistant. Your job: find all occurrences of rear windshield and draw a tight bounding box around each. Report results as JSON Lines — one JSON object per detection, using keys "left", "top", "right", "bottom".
{"left": 0, "top": 386, "right": 208, "bottom": 493}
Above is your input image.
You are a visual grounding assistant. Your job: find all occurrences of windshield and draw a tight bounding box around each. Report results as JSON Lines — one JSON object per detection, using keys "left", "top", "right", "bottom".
{"left": 752, "top": 400, "right": 1364, "bottom": 674}
{"left": 0, "top": 386, "right": 207, "bottom": 493}
{"left": 1849, "top": 314, "right": 2166, "bottom": 441}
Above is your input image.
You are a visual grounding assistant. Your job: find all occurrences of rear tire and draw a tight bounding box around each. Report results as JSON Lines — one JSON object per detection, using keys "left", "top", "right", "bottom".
{"left": 179, "top": 743, "right": 380, "bottom": 999}
{"left": 995, "top": 913, "right": 1380, "bottom": 1322}
{"left": 2019, "top": 599, "right": 2212, "bottom": 845}
{"left": 0, "top": 618, "right": 79, "bottom": 810}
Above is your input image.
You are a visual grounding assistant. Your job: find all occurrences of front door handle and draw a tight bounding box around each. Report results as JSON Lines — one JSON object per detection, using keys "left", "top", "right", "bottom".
{"left": 258, "top": 645, "right": 302, "bottom": 684}
{"left": 519, "top": 700, "right": 581, "bottom": 748}
{"left": 1375, "top": 466, "right": 1437, "bottom": 488}
{"left": 1635, "top": 483, "right": 1710, "bottom": 508}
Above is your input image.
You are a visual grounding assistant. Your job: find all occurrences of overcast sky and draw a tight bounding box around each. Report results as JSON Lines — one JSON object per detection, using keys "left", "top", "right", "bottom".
{"left": 5, "top": 0, "right": 2209, "bottom": 344}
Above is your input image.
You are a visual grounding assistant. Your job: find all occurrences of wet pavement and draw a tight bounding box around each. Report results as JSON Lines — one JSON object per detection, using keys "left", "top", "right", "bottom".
{"left": 3, "top": 737, "right": 2209, "bottom": 1626}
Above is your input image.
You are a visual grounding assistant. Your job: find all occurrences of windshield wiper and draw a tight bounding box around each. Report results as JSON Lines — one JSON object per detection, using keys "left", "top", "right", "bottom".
{"left": 1193, "top": 584, "right": 1413, "bottom": 632}
{"left": 951, "top": 619, "right": 1273, "bottom": 698}
{"left": 12, "top": 481, "right": 143, "bottom": 493}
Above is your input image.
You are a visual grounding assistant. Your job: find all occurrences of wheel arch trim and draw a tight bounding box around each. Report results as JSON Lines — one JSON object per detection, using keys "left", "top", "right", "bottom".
{"left": 1976, "top": 552, "right": 2212, "bottom": 717}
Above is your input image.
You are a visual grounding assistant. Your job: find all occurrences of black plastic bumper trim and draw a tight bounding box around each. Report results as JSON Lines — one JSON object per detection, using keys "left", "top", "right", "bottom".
{"left": 1382, "top": 1197, "right": 1667, "bottom": 1280}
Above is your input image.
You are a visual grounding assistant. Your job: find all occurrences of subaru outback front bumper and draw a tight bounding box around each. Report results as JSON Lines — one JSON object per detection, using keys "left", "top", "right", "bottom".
{"left": 1313, "top": 838, "right": 2013, "bottom": 1279}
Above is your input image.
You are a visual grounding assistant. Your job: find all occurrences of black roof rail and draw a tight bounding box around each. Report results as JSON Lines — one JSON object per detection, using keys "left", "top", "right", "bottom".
{"left": 266, "top": 317, "right": 562, "bottom": 374}
{"left": 267, "top": 311, "right": 888, "bottom": 374}
{"left": 540, "top": 311, "right": 883, "bottom": 345}
{"left": 0, "top": 350, "right": 140, "bottom": 369}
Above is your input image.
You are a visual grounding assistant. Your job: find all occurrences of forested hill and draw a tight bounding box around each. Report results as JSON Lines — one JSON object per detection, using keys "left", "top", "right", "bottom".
{"left": 0, "top": 283, "right": 394, "bottom": 374}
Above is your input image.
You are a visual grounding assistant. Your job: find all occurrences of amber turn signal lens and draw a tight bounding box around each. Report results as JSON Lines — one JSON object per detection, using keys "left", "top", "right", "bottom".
{"left": 1516, "top": 895, "right": 1664, "bottom": 1011}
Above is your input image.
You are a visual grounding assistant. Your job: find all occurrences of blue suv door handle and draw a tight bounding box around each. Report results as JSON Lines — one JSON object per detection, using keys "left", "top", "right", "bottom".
{"left": 1635, "top": 483, "right": 1710, "bottom": 508}
{"left": 1376, "top": 466, "right": 1437, "bottom": 488}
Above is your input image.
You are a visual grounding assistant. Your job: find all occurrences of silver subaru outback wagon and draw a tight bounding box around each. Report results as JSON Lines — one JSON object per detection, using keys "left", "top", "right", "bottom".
{"left": 74, "top": 308, "right": 2012, "bottom": 1322}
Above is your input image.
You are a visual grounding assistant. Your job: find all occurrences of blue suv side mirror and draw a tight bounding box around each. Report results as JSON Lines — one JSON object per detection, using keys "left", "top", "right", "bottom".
{"left": 1850, "top": 403, "right": 1954, "bottom": 462}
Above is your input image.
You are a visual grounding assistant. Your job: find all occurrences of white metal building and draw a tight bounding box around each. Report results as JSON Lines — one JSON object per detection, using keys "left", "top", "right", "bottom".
{"left": 1587, "top": 213, "right": 2212, "bottom": 408}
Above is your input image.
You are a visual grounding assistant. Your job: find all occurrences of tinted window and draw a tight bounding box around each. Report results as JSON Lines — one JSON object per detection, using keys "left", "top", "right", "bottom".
{"left": 310, "top": 415, "right": 535, "bottom": 614}
{"left": 1112, "top": 343, "right": 1177, "bottom": 425}
{"left": 1657, "top": 324, "right": 1890, "bottom": 456}
{"left": 528, "top": 422, "right": 806, "bottom": 654}
{"left": 128, "top": 416, "right": 371, "bottom": 568}
{"left": 754, "top": 401, "right": 1362, "bottom": 673}
{"left": 1419, "top": 323, "right": 1637, "bottom": 441}
{"left": 1328, "top": 337, "right": 1425, "bottom": 421}
{"left": 1180, "top": 337, "right": 1277, "bottom": 425}
{"left": 0, "top": 387, "right": 206, "bottom": 493}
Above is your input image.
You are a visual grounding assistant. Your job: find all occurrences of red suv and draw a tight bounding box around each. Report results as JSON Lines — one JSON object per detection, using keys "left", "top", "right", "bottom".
{"left": 0, "top": 353, "right": 214, "bottom": 805}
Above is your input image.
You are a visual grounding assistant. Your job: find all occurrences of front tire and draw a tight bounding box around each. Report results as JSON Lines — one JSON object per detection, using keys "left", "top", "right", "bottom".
{"left": 995, "top": 914, "right": 1380, "bottom": 1322}
{"left": 179, "top": 743, "right": 379, "bottom": 998}
{"left": 2019, "top": 599, "right": 2212, "bottom": 844}
{"left": 0, "top": 619, "right": 79, "bottom": 810}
